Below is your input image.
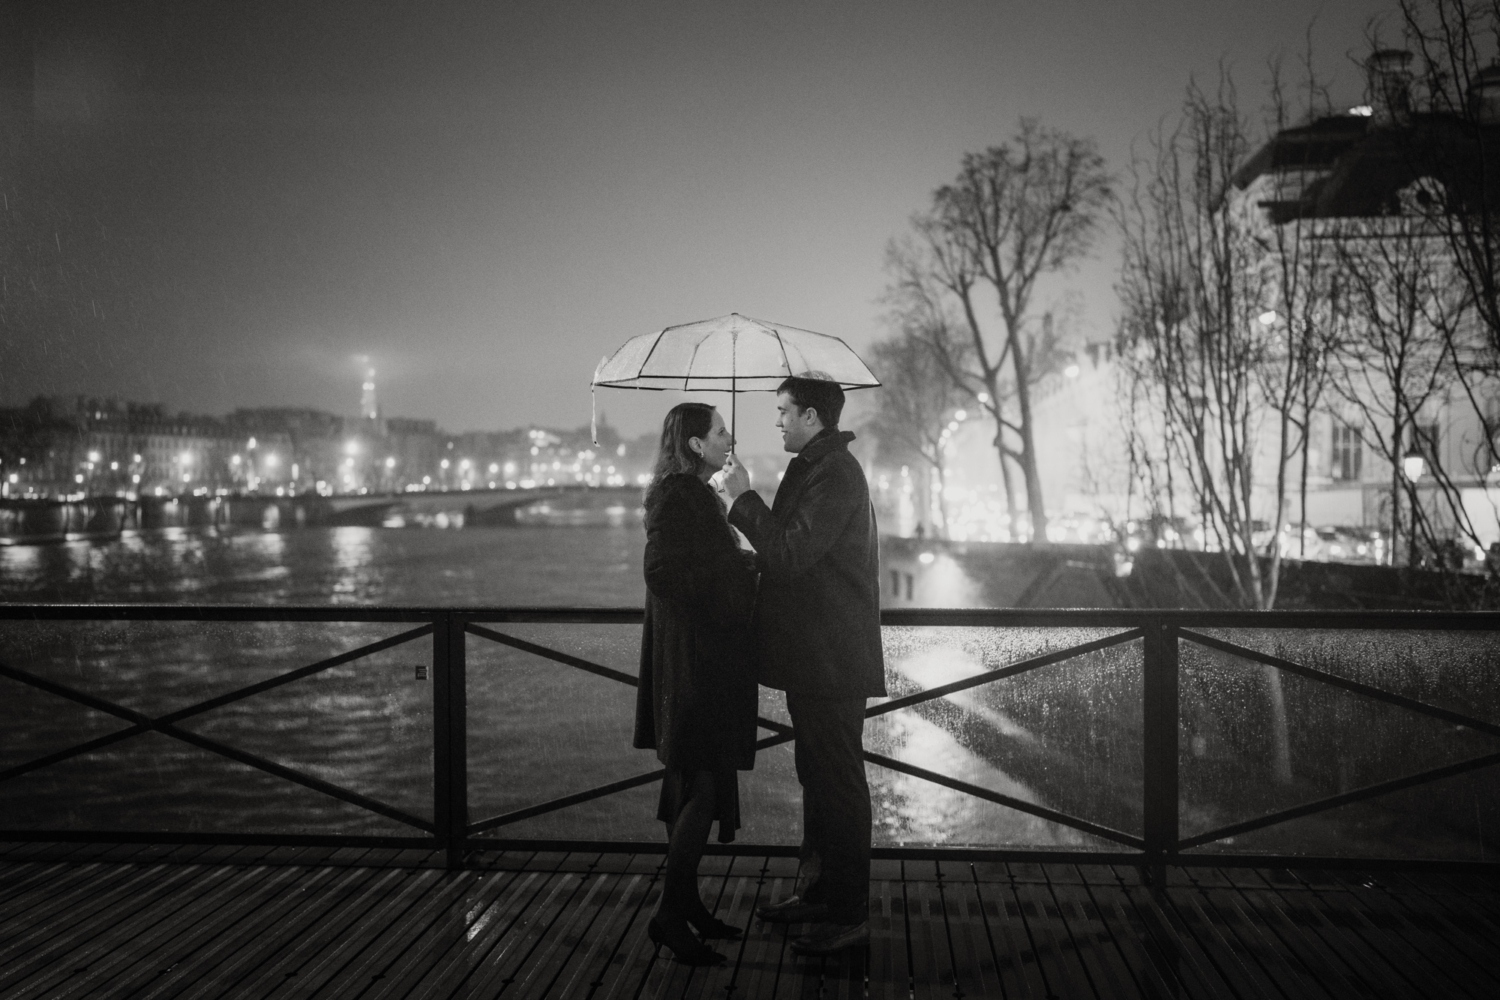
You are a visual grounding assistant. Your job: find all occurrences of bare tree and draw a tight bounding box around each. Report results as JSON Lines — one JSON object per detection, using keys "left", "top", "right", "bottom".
{"left": 1116, "top": 73, "right": 1327, "bottom": 612}
{"left": 1116, "top": 68, "right": 1347, "bottom": 784}
{"left": 886, "top": 119, "right": 1113, "bottom": 542}
{"left": 1323, "top": 212, "right": 1474, "bottom": 573}
{"left": 863, "top": 320, "right": 974, "bottom": 538}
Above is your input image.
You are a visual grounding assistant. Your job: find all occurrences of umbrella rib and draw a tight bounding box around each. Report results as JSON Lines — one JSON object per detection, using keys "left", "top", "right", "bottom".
{"left": 633, "top": 328, "right": 667, "bottom": 385}
{"left": 773, "top": 327, "right": 793, "bottom": 377}
{"left": 683, "top": 329, "right": 711, "bottom": 391}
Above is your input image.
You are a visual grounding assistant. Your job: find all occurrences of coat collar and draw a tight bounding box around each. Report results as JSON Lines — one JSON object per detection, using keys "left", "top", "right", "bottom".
{"left": 792, "top": 428, "right": 855, "bottom": 467}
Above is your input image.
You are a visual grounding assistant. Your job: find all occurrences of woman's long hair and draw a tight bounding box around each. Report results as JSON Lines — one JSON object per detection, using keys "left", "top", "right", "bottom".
{"left": 644, "top": 402, "right": 715, "bottom": 509}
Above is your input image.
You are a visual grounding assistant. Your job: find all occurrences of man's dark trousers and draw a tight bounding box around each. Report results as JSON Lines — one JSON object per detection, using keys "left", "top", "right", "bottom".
{"left": 787, "top": 692, "right": 870, "bottom": 924}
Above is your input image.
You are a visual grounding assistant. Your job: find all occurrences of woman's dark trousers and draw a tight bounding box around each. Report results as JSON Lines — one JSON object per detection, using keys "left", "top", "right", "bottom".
{"left": 786, "top": 692, "right": 870, "bottom": 925}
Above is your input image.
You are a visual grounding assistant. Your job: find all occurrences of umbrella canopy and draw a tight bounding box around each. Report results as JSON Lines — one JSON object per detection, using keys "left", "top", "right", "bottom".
{"left": 591, "top": 313, "right": 881, "bottom": 392}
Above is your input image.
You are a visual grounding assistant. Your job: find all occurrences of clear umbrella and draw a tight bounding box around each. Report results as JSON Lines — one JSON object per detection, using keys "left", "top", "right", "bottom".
{"left": 590, "top": 312, "right": 880, "bottom": 440}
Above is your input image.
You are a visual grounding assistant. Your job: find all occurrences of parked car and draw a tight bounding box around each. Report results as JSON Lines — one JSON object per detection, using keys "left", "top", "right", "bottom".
{"left": 1119, "top": 514, "right": 1201, "bottom": 552}
{"left": 1319, "top": 526, "right": 1385, "bottom": 565}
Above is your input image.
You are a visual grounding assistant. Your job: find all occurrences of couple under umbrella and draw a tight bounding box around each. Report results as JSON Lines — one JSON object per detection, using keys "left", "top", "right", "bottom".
{"left": 594, "top": 315, "right": 885, "bottom": 963}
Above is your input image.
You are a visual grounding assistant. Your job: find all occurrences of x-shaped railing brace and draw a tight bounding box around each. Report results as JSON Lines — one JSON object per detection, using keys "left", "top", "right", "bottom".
{"left": 1178, "top": 629, "right": 1500, "bottom": 850}
{"left": 465, "top": 623, "right": 1147, "bottom": 849}
{"left": 0, "top": 625, "right": 437, "bottom": 832}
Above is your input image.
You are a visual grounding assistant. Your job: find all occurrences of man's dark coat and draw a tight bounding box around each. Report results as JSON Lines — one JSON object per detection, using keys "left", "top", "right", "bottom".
{"left": 728, "top": 430, "right": 886, "bottom": 699}
{"left": 634, "top": 473, "right": 759, "bottom": 771}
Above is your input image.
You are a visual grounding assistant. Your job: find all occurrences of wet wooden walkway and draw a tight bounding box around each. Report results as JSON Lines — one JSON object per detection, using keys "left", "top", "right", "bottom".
{"left": 1, "top": 842, "right": 1497, "bottom": 999}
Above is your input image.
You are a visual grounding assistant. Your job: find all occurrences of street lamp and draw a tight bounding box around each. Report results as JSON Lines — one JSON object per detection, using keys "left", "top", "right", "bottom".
{"left": 1402, "top": 448, "right": 1426, "bottom": 483}
{"left": 1401, "top": 446, "right": 1427, "bottom": 567}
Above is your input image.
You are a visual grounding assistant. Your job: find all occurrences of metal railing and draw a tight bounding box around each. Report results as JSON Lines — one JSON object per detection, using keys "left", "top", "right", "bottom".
{"left": 2, "top": 605, "right": 1498, "bottom": 870}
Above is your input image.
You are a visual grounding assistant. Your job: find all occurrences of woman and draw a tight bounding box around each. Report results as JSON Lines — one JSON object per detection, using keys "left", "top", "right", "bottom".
{"left": 633, "top": 402, "right": 758, "bottom": 966}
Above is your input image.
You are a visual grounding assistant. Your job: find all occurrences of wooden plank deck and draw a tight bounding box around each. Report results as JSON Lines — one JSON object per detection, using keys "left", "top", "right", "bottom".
{"left": 0, "top": 844, "right": 1496, "bottom": 999}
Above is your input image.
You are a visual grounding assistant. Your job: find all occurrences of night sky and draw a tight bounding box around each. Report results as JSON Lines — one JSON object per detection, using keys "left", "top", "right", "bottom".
{"left": 2, "top": 0, "right": 1389, "bottom": 453}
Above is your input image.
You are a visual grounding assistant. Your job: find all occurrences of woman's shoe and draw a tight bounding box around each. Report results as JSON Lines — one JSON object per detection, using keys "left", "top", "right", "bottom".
{"left": 648, "top": 914, "right": 727, "bottom": 966}
{"left": 685, "top": 909, "right": 743, "bottom": 940}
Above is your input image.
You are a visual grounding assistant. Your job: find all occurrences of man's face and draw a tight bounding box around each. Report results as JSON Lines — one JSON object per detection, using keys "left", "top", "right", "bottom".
{"left": 775, "top": 392, "right": 821, "bottom": 453}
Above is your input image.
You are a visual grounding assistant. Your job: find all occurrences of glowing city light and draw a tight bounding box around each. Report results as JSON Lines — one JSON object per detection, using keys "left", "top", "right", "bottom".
{"left": 385, "top": 457, "right": 396, "bottom": 469}
{"left": 440, "top": 459, "right": 450, "bottom": 470}
{"left": 230, "top": 455, "right": 242, "bottom": 466}
{"left": 1064, "top": 363, "right": 1081, "bottom": 378}
{"left": 87, "top": 450, "right": 100, "bottom": 463}
{"left": 1403, "top": 452, "right": 1427, "bottom": 482}
{"left": 264, "top": 453, "right": 280, "bottom": 468}
{"left": 954, "top": 410, "right": 966, "bottom": 421}
{"left": 1258, "top": 310, "right": 1279, "bottom": 326}
{"left": 344, "top": 440, "right": 359, "bottom": 456}
{"left": 918, "top": 551, "right": 935, "bottom": 565}
{"left": 178, "top": 451, "right": 193, "bottom": 466}
{"left": 976, "top": 392, "right": 990, "bottom": 404}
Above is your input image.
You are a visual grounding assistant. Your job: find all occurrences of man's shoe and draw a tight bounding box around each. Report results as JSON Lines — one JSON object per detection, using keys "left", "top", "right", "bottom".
{"left": 790, "top": 920, "right": 870, "bottom": 956}
{"left": 756, "top": 895, "right": 830, "bottom": 924}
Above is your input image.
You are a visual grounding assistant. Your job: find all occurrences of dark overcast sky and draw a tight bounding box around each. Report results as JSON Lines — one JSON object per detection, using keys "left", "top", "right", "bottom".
{"left": 1, "top": 0, "right": 1391, "bottom": 450}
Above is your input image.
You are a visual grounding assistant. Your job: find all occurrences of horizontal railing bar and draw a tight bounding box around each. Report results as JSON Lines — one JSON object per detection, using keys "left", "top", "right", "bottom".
{"left": 0, "top": 830, "right": 437, "bottom": 850}
{"left": 1180, "top": 629, "right": 1500, "bottom": 740}
{"left": 457, "top": 608, "right": 646, "bottom": 625}
{"left": 465, "top": 624, "right": 638, "bottom": 687}
{"left": 0, "top": 605, "right": 446, "bottom": 623}
{"left": 4, "top": 833, "right": 1491, "bottom": 872}
{"left": 868, "top": 628, "right": 1145, "bottom": 719}
{"left": 7, "top": 604, "right": 1500, "bottom": 629}
{"left": 862, "top": 750, "right": 1146, "bottom": 850}
{"left": 448, "top": 839, "right": 1486, "bottom": 870}
{"left": 1179, "top": 748, "right": 1500, "bottom": 849}
{"left": 877, "top": 608, "right": 1500, "bottom": 629}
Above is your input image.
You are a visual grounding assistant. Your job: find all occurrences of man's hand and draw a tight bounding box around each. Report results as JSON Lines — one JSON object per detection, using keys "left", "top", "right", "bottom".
{"left": 721, "top": 454, "right": 751, "bottom": 500}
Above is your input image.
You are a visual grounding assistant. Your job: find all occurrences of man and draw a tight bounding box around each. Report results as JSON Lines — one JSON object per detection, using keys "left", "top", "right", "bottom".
{"left": 720, "top": 374, "right": 885, "bottom": 956}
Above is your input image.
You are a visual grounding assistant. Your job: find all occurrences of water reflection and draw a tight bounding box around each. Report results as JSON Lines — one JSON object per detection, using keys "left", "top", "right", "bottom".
{"left": 0, "top": 544, "right": 41, "bottom": 573}
{"left": 871, "top": 710, "right": 1083, "bottom": 846}
{"left": 330, "top": 527, "right": 378, "bottom": 602}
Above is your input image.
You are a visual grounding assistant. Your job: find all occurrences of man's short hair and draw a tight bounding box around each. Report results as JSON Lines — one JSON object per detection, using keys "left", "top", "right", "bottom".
{"left": 778, "top": 374, "right": 845, "bottom": 429}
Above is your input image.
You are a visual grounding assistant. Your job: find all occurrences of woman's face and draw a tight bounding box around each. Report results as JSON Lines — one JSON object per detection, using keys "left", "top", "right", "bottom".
{"left": 692, "top": 408, "right": 734, "bottom": 472}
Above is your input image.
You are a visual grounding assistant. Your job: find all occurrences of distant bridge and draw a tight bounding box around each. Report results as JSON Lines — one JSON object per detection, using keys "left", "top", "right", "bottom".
{"left": 295, "top": 484, "right": 642, "bottom": 527}
{"left": 0, "top": 485, "right": 643, "bottom": 543}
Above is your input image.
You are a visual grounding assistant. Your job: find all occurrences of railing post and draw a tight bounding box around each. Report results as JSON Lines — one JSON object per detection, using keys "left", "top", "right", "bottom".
{"left": 433, "top": 612, "right": 468, "bottom": 870}
{"left": 1142, "top": 617, "right": 1179, "bottom": 885}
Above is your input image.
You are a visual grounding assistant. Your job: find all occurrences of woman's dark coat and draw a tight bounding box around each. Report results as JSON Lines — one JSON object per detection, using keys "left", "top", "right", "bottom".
{"left": 633, "top": 473, "right": 758, "bottom": 772}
